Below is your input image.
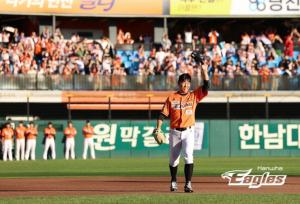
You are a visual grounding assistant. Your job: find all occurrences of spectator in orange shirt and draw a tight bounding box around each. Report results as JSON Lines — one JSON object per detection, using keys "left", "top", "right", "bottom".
{"left": 1, "top": 123, "right": 14, "bottom": 161}
{"left": 259, "top": 63, "right": 271, "bottom": 90}
{"left": 208, "top": 29, "right": 219, "bottom": 45}
{"left": 82, "top": 120, "right": 95, "bottom": 160}
{"left": 64, "top": 121, "right": 77, "bottom": 160}
{"left": 25, "top": 121, "right": 38, "bottom": 160}
{"left": 15, "top": 121, "right": 27, "bottom": 161}
{"left": 43, "top": 122, "right": 56, "bottom": 160}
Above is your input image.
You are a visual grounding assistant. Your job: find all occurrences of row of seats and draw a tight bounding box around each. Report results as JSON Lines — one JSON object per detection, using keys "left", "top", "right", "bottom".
{"left": 116, "top": 50, "right": 300, "bottom": 74}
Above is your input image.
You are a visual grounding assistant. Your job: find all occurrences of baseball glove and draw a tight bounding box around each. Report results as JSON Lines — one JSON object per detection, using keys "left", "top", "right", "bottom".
{"left": 152, "top": 128, "right": 165, "bottom": 145}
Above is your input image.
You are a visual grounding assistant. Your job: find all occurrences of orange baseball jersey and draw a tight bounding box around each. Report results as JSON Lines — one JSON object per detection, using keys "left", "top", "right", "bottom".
{"left": 26, "top": 126, "right": 38, "bottom": 139}
{"left": 161, "top": 87, "right": 208, "bottom": 129}
{"left": 44, "top": 127, "right": 56, "bottom": 139}
{"left": 1, "top": 127, "right": 14, "bottom": 140}
{"left": 15, "top": 126, "right": 27, "bottom": 139}
{"left": 82, "top": 126, "right": 94, "bottom": 138}
{"left": 64, "top": 127, "right": 77, "bottom": 138}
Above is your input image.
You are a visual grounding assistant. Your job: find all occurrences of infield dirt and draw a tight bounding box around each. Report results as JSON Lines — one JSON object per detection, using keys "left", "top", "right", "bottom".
{"left": 0, "top": 176, "right": 299, "bottom": 197}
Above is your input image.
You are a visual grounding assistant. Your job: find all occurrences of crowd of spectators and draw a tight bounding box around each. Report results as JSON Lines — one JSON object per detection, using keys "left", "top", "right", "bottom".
{"left": 0, "top": 25, "right": 300, "bottom": 90}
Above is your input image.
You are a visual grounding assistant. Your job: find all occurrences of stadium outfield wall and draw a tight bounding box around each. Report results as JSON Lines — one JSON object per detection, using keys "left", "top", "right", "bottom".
{"left": 1, "top": 119, "right": 299, "bottom": 160}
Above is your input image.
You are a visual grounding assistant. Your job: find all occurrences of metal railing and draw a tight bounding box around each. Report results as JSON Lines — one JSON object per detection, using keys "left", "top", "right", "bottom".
{"left": 0, "top": 74, "right": 299, "bottom": 91}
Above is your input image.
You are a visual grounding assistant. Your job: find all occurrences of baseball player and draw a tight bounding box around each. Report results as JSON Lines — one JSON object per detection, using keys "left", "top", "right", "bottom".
{"left": 15, "top": 121, "right": 27, "bottom": 161}
{"left": 1, "top": 123, "right": 14, "bottom": 161}
{"left": 25, "top": 121, "right": 38, "bottom": 160}
{"left": 82, "top": 120, "right": 95, "bottom": 160}
{"left": 43, "top": 122, "right": 56, "bottom": 160}
{"left": 64, "top": 121, "right": 77, "bottom": 160}
{"left": 155, "top": 60, "right": 209, "bottom": 192}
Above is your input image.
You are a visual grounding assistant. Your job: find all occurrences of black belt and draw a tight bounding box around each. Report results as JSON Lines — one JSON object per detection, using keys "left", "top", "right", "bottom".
{"left": 175, "top": 127, "right": 191, "bottom": 131}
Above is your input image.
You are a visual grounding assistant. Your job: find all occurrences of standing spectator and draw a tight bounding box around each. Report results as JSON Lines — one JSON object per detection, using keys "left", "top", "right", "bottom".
{"left": 208, "top": 29, "right": 219, "bottom": 45}
{"left": 43, "top": 122, "right": 56, "bottom": 160}
{"left": 2, "top": 31, "right": 10, "bottom": 48}
{"left": 241, "top": 32, "right": 251, "bottom": 49}
{"left": 64, "top": 121, "right": 77, "bottom": 160}
{"left": 250, "top": 64, "right": 259, "bottom": 90}
{"left": 284, "top": 34, "right": 294, "bottom": 58}
{"left": 41, "top": 27, "right": 50, "bottom": 40}
{"left": 291, "top": 28, "right": 300, "bottom": 47}
{"left": 184, "top": 26, "right": 193, "bottom": 44}
{"left": 15, "top": 121, "right": 26, "bottom": 161}
{"left": 12, "top": 28, "right": 20, "bottom": 44}
{"left": 259, "top": 63, "right": 271, "bottom": 90}
{"left": 175, "top": 33, "right": 184, "bottom": 51}
{"left": 1, "top": 123, "right": 14, "bottom": 161}
{"left": 155, "top": 47, "right": 166, "bottom": 67}
{"left": 124, "top": 32, "right": 134, "bottom": 44}
{"left": 161, "top": 33, "right": 172, "bottom": 51}
{"left": 82, "top": 120, "right": 95, "bottom": 160}
{"left": 25, "top": 121, "right": 38, "bottom": 160}
{"left": 117, "top": 29, "right": 125, "bottom": 44}
{"left": 53, "top": 28, "right": 64, "bottom": 43}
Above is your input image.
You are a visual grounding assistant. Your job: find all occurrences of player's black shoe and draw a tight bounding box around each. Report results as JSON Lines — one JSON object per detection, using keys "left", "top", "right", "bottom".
{"left": 170, "top": 181, "right": 178, "bottom": 192}
{"left": 184, "top": 182, "right": 193, "bottom": 193}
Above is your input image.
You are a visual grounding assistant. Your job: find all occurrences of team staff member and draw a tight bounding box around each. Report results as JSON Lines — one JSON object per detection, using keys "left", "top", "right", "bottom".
{"left": 82, "top": 120, "right": 95, "bottom": 160}
{"left": 64, "top": 121, "right": 77, "bottom": 160}
{"left": 1, "top": 123, "right": 14, "bottom": 161}
{"left": 155, "top": 60, "right": 209, "bottom": 192}
{"left": 15, "top": 121, "right": 27, "bottom": 161}
{"left": 25, "top": 121, "right": 38, "bottom": 160}
{"left": 43, "top": 122, "right": 56, "bottom": 160}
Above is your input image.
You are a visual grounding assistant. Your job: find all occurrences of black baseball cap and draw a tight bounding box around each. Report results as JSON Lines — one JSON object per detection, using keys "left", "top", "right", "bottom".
{"left": 178, "top": 73, "right": 192, "bottom": 84}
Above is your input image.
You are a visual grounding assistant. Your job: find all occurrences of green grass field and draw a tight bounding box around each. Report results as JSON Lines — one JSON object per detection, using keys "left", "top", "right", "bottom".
{"left": 1, "top": 194, "right": 300, "bottom": 204}
{"left": 1, "top": 157, "right": 300, "bottom": 204}
{"left": 0, "top": 157, "right": 299, "bottom": 178}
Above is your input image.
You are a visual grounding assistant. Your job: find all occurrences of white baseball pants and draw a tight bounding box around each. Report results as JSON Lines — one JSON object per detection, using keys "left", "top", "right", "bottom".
{"left": 169, "top": 127, "right": 195, "bottom": 167}
{"left": 43, "top": 138, "right": 56, "bottom": 160}
{"left": 15, "top": 138, "right": 25, "bottom": 161}
{"left": 3, "top": 140, "right": 13, "bottom": 161}
{"left": 82, "top": 138, "right": 95, "bottom": 160}
{"left": 25, "top": 139, "right": 36, "bottom": 160}
{"left": 65, "top": 138, "right": 75, "bottom": 160}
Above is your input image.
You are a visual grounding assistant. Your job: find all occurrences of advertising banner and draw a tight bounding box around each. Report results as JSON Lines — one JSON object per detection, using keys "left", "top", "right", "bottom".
{"left": 0, "top": 120, "right": 207, "bottom": 159}
{"left": 0, "top": 0, "right": 163, "bottom": 16}
{"left": 231, "top": 0, "right": 300, "bottom": 16}
{"left": 238, "top": 122, "right": 300, "bottom": 150}
{"left": 170, "top": 0, "right": 300, "bottom": 16}
{"left": 170, "top": 0, "right": 232, "bottom": 16}
{"left": 2, "top": 119, "right": 299, "bottom": 160}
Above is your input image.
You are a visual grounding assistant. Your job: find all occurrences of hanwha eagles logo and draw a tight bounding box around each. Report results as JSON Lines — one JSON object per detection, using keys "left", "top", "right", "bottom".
{"left": 221, "top": 169, "right": 287, "bottom": 189}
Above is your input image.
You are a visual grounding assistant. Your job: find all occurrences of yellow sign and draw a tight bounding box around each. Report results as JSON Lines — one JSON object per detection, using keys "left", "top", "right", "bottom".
{"left": 0, "top": 0, "right": 163, "bottom": 16}
{"left": 171, "top": 0, "right": 232, "bottom": 15}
